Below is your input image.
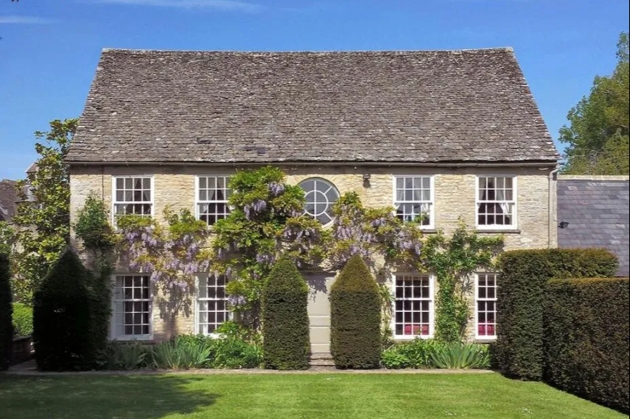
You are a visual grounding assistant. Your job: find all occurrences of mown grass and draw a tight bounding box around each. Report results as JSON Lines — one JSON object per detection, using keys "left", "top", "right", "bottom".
{"left": 0, "top": 373, "right": 626, "bottom": 419}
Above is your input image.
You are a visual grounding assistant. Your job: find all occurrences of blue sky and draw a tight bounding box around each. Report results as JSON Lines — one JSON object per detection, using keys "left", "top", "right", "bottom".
{"left": 0, "top": 0, "right": 628, "bottom": 180}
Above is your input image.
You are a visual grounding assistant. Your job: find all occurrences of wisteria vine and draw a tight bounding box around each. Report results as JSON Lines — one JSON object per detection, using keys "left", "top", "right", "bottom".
{"left": 112, "top": 166, "right": 505, "bottom": 339}
{"left": 117, "top": 209, "right": 210, "bottom": 294}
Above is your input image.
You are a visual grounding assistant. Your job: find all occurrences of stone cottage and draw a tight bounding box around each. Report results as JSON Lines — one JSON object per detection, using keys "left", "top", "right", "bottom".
{"left": 67, "top": 48, "right": 559, "bottom": 353}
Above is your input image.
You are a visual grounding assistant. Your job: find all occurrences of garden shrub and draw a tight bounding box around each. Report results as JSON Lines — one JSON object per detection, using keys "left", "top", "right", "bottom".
{"left": 104, "top": 341, "right": 149, "bottom": 371}
{"left": 262, "top": 258, "right": 309, "bottom": 370}
{"left": 171, "top": 329, "right": 263, "bottom": 370}
{"left": 12, "top": 303, "right": 33, "bottom": 337}
{"left": 33, "top": 249, "right": 95, "bottom": 371}
{"left": 88, "top": 270, "right": 112, "bottom": 368}
{"left": 330, "top": 254, "right": 381, "bottom": 369}
{"left": 150, "top": 339, "right": 212, "bottom": 370}
{"left": 544, "top": 278, "right": 629, "bottom": 413}
{"left": 381, "top": 339, "right": 445, "bottom": 369}
{"left": 0, "top": 253, "right": 12, "bottom": 371}
{"left": 381, "top": 340, "right": 490, "bottom": 370}
{"left": 429, "top": 343, "right": 491, "bottom": 370}
{"left": 495, "top": 248, "right": 618, "bottom": 380}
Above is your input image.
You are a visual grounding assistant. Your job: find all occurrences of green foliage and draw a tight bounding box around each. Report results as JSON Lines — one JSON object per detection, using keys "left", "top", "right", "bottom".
{"left": 0, "top": 222, "right": 15, "bottom": 256}
{"left": 33, "top": 249, "right": 95, "bottom": 371}
{"left": 327, "top": 191, "right": 425, "bottom": 270}
{"left": 117, "top": 208, "right": 211, "bottom": 294}
{"left": 75, "top": 193, "right": 116, "bottom": 260}
{"left": 0, "top": 253, "right": 13, "bottom": 371}
{"left": 381, "top": 340, "right": 446, "bottom": 369}
{"left": 421, "top": 220, "right": 504, "bottom": 343}
{"left": 12, "top": 119, "right": 78, "bottom": 302}
{"left": 544, "top": 278, "right": 629, "bottom": 413}
{"left": 104, "top": 341, "right": 149, "bottom": 371}
{"left": 495, "top": 248, "right": 618, "bottom": 380}
{"left": 381, "top": 340, "right": 490, "bottom": 370}
{"left": 429, "top": 343, "right": 491, "bottom": 370}
{"left": 330, "top": 255, "right": 381, "bottom": 369}
{"left": 211, "top": 166, "right": 325, "bottom": 325}
{"left": 209, "top": 336, "right": 263, "bottom": 369}
{"left": 11, "top": 302, "right": 32, "bottom": 337}
{"left": 87, "top": 270, "right": 112, "bottom": 368}
{"left": 75, "top": 194, "right": 115, "bottom": 368}
{"left": 560, "top": 32, "right": 629, "bottom": 175}
{"left": 262, "top": 258, "right": 310, "bottom": 370}
{"left": 150, "top": 339, "right": 212, "bottom": 370}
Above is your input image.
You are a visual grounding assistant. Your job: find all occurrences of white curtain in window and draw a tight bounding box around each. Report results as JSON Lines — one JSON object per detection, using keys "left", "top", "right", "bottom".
{"left": 495, "top": 189, "right": 510, "bottom": 215}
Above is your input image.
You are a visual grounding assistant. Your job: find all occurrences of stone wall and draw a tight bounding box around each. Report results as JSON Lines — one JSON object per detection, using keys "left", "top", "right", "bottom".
{"left": 70, "top": 164, "right": 554, "bottom": 342}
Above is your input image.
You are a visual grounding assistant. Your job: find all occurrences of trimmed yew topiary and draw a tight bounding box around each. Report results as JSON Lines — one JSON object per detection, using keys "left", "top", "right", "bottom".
{"left": 33, "top": 249, "right": 95, "bottom": 371}
{"left": 330, "top": 254, "right": 381, "bottom": 369}
{"left": 0, "top": 253, "right": 13, "bottom": 371}
{"left": 262, "top": 258, "right": 310, "bottom": 370}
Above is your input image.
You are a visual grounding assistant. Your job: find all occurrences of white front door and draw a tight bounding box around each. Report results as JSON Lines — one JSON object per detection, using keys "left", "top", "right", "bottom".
{"left": 305, "top": 273, "right": 335, "bottom": 354}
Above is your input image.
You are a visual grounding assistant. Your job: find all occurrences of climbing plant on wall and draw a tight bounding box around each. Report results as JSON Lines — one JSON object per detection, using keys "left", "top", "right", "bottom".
{"left": 208, "top": 166, "right": 326, "bottom": 325}
{"left": 117, "top": 208, "right": 211, "bottom": 294}
{"left": 327, "top": 192, "right": 425, "bottom": 270}
{"left": 421, "top": 220, "right": 504, "bottom": 343}
{"left": 112, "top": 167, "right": 504, "bottom": 339}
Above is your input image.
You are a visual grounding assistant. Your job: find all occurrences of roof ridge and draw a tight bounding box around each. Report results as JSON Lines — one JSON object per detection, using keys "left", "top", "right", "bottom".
{"left": 101, "top": 47, "right": 515, "bottom": 55}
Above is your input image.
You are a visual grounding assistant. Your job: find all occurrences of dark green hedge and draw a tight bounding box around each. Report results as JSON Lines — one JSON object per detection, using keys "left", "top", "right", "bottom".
{"left": 330, "top": 255, "right": 381, "bottom": 369}
{"left": 33, "top": 250, "right": 95, "bottom": 371}
{"left": 262, "top": 258, "right": 310, "bottom": 370}
{"left": 0, "top": 253, "right": 13, "bottom": 371}
{"left": 88, "top": 268, "right": 112, "bottom": 368}
{"left": 495, "top": 248, "right": 618, "bottom": 380}
{"left": 544, "top": 278, "right": 629, "bottom": 413}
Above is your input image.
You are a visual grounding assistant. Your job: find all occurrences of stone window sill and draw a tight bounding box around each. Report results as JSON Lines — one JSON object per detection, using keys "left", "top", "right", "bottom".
{"left": 421, "top": 229, "right": 521, "bottom": 235}
{"left": 475, "top": 229, "right": 521, "bottom": 235}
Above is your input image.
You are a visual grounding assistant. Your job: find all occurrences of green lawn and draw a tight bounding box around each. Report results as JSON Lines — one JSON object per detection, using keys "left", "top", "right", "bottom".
{"left": 0, "top": 373, "right": 626, "bottom": 419}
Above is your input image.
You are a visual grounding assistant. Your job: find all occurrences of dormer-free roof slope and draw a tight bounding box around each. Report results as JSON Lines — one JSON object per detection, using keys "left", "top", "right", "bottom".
{"left": 67, "top": 48, "right": 558, "bottom": 164}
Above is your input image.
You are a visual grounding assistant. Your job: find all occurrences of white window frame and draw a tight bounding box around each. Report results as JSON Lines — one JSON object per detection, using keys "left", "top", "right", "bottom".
{"left": 195, "top": 274, "right": 230, "bottom": 336}
{"left": 392, "top": 176, "right": 435, "bottom": 229}
{"left": 475, "top": 273, "right": 498, "bottom": 340}
{"left": 391, "top": 273, "right": 435, "bottom": 340}
{"left": 110, "top": 274, "right": 154, "bottom": 341}
{"left": 298, "top": 177, "right": 340, "bottom": 225}
{"left": 475, "top": 175, "right": 518, "bottom": 230}
{"left": 111, "top": 175, "right": 155, "bottom": 225}
{"left": 195, "top": 176, "right": 232, "bottom": 226}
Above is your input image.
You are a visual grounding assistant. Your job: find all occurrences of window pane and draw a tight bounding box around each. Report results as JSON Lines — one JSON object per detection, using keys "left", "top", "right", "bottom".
{"left": 299, "top": 178, "right": 339, "bottom": 225}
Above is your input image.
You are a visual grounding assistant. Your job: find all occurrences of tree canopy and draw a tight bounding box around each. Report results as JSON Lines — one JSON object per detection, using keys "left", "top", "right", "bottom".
{"left": 559, "top": 32, "right": 629, "bottom": 175}
{"left": 11, "top": 119, "right": 77, "bottom": 302}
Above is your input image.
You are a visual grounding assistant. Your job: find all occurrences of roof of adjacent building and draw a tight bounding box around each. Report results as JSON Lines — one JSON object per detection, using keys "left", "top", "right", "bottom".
{"left": 0, "top": 180, "right": 18, "bottom": 222}
{"left": 67, "top": 48, "right": 558, "bottom": 165}
{"left": 558, "top": 176, "right": 630, "bottom": 277}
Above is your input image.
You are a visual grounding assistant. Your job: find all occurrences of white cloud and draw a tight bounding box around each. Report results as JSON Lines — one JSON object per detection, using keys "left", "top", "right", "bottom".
{"left": 0, "top": 15, "right": 53, "bottom": 24}
{"left": 94, "top": 0, "right": 262, "bottom": 12}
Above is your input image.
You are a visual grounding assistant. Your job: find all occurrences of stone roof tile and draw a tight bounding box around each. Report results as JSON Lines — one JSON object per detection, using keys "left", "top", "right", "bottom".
{"left": 67, "top": 48, "right": 558, "bottom": 164}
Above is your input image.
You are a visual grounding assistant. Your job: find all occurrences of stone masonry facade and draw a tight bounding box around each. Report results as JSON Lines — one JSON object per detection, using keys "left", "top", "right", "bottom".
{"left": 70, "top": 164, "right": 554, "bottom": 343}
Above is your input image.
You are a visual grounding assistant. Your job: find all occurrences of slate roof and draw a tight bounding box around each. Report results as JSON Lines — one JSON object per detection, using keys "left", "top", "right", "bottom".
{"left": 558, "top": 177, "right": 630, "bottom": 277}
{"left": 67, "top": 48, "right": 558, "bottom": 165}
{"left": 0, "top": 180, "right": 18, "bottom": 222}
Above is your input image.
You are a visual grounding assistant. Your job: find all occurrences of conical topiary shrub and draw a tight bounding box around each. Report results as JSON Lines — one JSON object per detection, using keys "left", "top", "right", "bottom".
{"left": 330, "top": 254, "right": 381, "bottom": 369}
{"left": 33, "top": 249, "right": 95, "bottom": 371}
{"left": 0, "top": 253, "right": 13, "bottom": 371}
{"left": 262, "top": 258, "right": 310, "bottom": 370}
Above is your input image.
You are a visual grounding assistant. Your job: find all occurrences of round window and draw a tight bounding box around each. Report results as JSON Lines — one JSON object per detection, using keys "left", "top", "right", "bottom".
{"left": 299, "top": 178, "right": 340, "bottom": 224}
